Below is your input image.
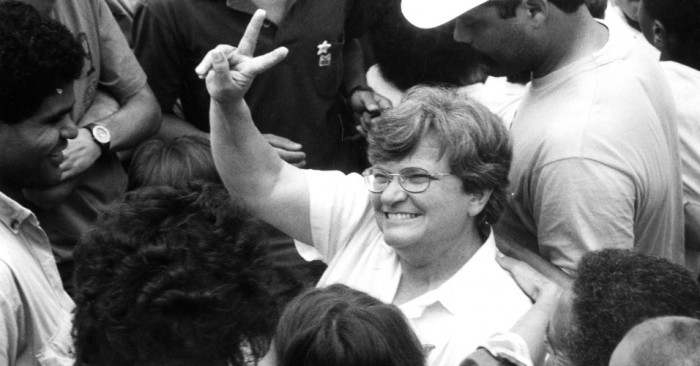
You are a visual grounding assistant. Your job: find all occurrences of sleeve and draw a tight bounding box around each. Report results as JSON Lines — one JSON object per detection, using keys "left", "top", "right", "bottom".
{"left": 96, "top": 0, "right": 147, "bottom": 100}
{"left": 532, "top": 158, "right": 635, "bottom": 273}
{"left": 131, "top": 0, "right": 183, "bottom": 112}
{"left": 299, "top": 170, "right": 376, "bottom": 262}
{"left": 0, "top": 261, "right": 23, "bottom": 366}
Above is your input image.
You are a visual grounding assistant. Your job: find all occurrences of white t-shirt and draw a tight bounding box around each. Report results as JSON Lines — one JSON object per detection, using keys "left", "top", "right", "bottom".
{"left": 297, "top": 170, "right": 532, "bottom": 366}
{"left": 662, "top": 62, "right": 700, "bottom": 209}
{"left": 495, "top": 21, "right": 685, "bottom": 273}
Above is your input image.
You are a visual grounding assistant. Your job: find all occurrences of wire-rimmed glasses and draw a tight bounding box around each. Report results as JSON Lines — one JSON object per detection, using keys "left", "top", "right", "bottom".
{"left": 362, "top": 167, "right": 452, "bottom": 194}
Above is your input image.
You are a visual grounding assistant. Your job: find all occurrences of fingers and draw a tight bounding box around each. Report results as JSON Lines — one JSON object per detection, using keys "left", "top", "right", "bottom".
{"left": 210, "top": 49, "right": 233, "bottom": 86}
{"left": 265, "top": 133, "right": 306, "bottom": 165}
{"left": 195, "top": 44, "right": 235, "bottom": 79}
{"left": 275, "top": 149, "right": 306, "bottom": 165}
{"left": 263, "top": 133, "right": 303, "bottom": 150}
{"left": 359, "top": 113, "right": 380, "bottom": 135}
{"left": 248, "top": 46, "right": 289, "bottom": 75}
{"left": 238, "top": 9, "right": 266, "bottom": 56}
{"left": 374, "top": 93, "right": 393, "bottom": 110}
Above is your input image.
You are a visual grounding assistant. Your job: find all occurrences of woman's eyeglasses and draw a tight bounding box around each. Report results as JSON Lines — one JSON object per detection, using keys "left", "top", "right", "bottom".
{"left": 362, "top": 167, "right": 452, "bottom": 193}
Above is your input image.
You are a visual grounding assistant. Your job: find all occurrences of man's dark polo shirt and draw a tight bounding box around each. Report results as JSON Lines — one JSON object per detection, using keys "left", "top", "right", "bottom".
{"left": 133, "top": 0, "right": 367, "bottom": 171}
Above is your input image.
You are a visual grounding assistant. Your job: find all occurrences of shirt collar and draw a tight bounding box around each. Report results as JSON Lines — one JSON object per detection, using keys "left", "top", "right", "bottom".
{"left": 0, "top": 191, "right": 33, "bottom": 234}
{"left": 400, "top": 230, "right": 504, "bottom": 318}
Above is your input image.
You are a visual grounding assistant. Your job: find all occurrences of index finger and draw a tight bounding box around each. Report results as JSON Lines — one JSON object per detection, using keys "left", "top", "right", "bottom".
{"left": 376, "top": 94, "right": 393, "bottom": 110}
{"left": 238, "top": 9, "right": 266, "bottom": 56}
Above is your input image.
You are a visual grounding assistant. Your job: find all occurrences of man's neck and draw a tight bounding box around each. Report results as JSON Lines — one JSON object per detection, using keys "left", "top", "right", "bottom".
{"left": 533, "top": 8, "right": 609, "bottom": 78}
{"left": 663, "top": 47, "right": 700, "bottom": 73}
{"left": 0, "top": 181, "right": 25, "bottom": 207}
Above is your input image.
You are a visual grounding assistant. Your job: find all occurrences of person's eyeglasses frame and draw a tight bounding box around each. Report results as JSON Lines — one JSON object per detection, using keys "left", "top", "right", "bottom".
{"left": 362, "top": 167, "right": 453, "bottom": 194}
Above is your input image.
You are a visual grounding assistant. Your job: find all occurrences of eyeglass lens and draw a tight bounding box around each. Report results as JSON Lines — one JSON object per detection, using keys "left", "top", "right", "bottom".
{"left": 364, "top": 168, "right": 433, "bottom": 193}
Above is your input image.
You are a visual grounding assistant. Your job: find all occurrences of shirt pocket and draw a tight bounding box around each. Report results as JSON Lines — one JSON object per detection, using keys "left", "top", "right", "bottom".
{"left": 37, "top": 311, "right": 75, "bottom": 366}
{"left": 312, "top": 39, "right": 344, "bottom": 99}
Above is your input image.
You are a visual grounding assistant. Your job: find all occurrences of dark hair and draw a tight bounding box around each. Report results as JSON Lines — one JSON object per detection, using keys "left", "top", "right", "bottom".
{"left": 367, "top": 86, "right": 511, "bottom": 232}
{"left": 274, "top": 284, "right": 426, "bottom": 366}
{"left": 0, "top": 0, "right": 84, "bottom": 123}
{"left": 585, "top": 0, "right": 607, "bottom": 18}
{"left": 567, "top": 249, "right": 700, "bottom": 366}
{"left": 642, "top": 0, "right": 700, "bottom": 46}
{"left": 491, "top": 0, "right": 585, "bottom": 18}
{"left": 623, "top": 316, "right": 700, "bottom": 366}
{"left": 73, "top": 183, "right": 302, "bottom": 366}
{"left": 128, "top": 136, "right": 221, "bottom": 190}
{"left": 367, "top": 0, "right": 485, "bottom": 90}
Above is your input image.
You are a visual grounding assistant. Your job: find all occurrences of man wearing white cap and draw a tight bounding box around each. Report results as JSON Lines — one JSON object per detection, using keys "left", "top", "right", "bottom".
{"left": 402, "top": 0, "right": 684, "bottom": 275}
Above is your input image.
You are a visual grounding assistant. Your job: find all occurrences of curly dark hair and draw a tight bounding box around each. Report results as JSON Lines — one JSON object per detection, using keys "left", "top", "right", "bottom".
{"left": 274, "top": 284, "right": 426, "bottom": 366}
{"left": 367, "top": 86, "right": 512, "bottom": 235}
{"left": 567, "top": 249, "right": 700, "bottom": 366}
{"left": 0, "top": 0, "right": 84, "bottom": 123}
{"left": 367, "top": 0, "right": 485, "bottom": 90}
{"left": 73, "top": 183, "right": 303, "bottom": 366}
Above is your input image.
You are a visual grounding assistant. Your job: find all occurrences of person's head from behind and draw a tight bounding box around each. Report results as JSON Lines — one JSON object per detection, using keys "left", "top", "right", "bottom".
{"left": 544, "top": 249, "right": 700, "bottom": 366}
{"left": 637, "top": 0, "right": 700, "bottom": 65}
{"left": 272, "top": 284, "right": 426, "bottom": 366}
{"left": 128, "top": 135, "right": 221, "bottom": 190}
{"left": 367, "top": 0, "right": 486, "bottom": 90}
{"left": 365, "top": 86, "right": 511, "bottom": 246}
{"left": 401, "top": 0, "right": 589, "bottom": 77}
{"left": 0, "top": 0, "right": 83, "bottom": 191}
{"left": 609, "top": 316, "right": 700, "bottom": 366}
{"left": 73, "top": 182, "right": 286, "bottom": 366}
{"left": 585, "top": 0, "right": 607, "bottom": 18}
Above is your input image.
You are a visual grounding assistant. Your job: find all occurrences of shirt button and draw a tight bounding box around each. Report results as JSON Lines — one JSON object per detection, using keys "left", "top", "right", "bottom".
{"left": 10, "top": 220, "right": 19, "bottom": 230}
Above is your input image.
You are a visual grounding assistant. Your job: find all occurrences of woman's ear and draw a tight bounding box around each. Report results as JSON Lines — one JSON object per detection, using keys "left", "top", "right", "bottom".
{"left": 468, "top": 189, "right": 493, "bottom": 217}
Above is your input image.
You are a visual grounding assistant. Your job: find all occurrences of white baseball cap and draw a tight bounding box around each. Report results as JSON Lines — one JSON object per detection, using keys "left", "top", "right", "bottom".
{"left": 401, "top": 0, "right": 489, "bottom": 28}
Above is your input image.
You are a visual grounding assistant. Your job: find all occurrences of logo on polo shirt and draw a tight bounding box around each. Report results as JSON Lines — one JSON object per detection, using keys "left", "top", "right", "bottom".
{"left": 317, "top": 40, "right": 332, "bottom": 67}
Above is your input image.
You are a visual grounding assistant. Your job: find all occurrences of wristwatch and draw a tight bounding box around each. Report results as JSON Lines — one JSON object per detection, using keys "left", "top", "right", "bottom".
{"left": 83, "top": 123, "right": 111, "bottom": 157}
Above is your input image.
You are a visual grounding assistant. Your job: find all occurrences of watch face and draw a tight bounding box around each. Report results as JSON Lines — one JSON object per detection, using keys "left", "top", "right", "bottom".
{"left": 92, "top": 125, "right": 110, "bottom": 143}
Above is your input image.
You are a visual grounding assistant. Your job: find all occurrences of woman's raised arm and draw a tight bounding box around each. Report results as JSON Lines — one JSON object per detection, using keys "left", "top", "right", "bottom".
{"left": 197, "top": 10, "right": 313, "bottom": 244}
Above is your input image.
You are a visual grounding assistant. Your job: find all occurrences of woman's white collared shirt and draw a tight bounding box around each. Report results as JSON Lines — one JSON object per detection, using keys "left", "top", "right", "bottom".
{"left": 296, "top": 170, "right": 532, "bottom": 366}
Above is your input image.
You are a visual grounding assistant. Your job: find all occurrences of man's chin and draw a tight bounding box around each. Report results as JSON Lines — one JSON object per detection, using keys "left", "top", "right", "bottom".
{"left": 20, "top": 173, "right": 63, "bottom": 190}
{"left": 478, "top": 54, "right": 529, "bottom": 79}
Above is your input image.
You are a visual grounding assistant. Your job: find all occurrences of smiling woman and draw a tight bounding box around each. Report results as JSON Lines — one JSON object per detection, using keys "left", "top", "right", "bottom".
{"left": 202, "top": 14, "right": 532, "bottom": 366}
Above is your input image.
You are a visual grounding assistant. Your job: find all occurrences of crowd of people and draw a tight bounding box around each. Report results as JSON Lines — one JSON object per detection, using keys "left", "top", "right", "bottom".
{"left": 0, "top": 0, "right": 699, "bottom": 365}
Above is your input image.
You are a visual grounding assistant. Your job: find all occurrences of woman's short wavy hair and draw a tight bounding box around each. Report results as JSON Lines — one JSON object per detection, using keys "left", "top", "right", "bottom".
{"left": 274, "top": 284, "right": 426, "bottom": 366}
{"left": 73, "top": 183, "right": 301, "bottom": 366}
{"left": 367, "top": 86, "right": 512, "bottom": 231}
